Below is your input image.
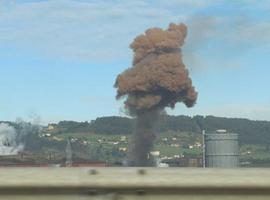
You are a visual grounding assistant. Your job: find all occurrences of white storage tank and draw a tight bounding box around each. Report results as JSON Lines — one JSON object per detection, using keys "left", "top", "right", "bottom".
{"left": 205, "top": 130, "right": 239, "bottom": 168}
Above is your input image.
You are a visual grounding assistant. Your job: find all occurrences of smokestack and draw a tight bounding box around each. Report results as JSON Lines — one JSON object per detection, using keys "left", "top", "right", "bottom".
{"left": 114, "top": 23, "right": 198, "bottom": 166}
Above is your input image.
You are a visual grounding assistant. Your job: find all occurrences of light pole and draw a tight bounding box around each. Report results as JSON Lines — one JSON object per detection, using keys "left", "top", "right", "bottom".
{"left": 202, "top": 130, "right": 206, "bottom": 168}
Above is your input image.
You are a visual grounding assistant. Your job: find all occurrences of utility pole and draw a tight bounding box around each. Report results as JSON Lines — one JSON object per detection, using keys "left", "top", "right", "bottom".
{"left": 202, "top": 130, "right": 206, "bottom": 168}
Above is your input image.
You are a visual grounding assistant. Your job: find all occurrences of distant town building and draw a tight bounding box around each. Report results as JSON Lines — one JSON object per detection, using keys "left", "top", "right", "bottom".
{"left": 150, "top": 151, "right": 160, "bottom": 156}
{"left": 119, "top": 147, "right": 127, "bottom": 152}
{"left": 47, "top": 125, "right": 55, "bottom": 131}
{"left": 162, "top": 138, "right": 168, "bottom": 142}
{"left": 42, "top": 133, "right": 51, "bottom": 137}
{"left": 195, "top": 142, "right": 202, "bottom": 148}
{"left": 216, "top": 129, "right": 227, "bottom": 133}
{"left": 120, "top": 136, "right": 127, "bottom": 142}
{"left": 162, "top": 157, "right": 203, "bottom": 167}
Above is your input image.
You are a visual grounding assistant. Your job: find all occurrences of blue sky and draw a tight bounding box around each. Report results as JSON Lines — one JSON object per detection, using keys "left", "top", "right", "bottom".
{"left": 0, "top": 0, "right": 270, "bottom": 124}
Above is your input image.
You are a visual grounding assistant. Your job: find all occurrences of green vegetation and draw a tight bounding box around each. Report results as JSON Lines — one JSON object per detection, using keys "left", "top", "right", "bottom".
{"left": 240, "top": 144, "right": 270, "bottom": 167}
{"left": 2, "top": 115, "right": 270, "bottom": 166}
{"left": 47, "top": 115, "right": 270, "bottom": 166}
{"left": 49, "top": 115, "right": 270, "bottom": 147}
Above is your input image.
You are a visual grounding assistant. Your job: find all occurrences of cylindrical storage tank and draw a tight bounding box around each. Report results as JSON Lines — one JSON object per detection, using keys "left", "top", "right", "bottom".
{"left": 205, "top": 133, "right": 239, "bottom": 168}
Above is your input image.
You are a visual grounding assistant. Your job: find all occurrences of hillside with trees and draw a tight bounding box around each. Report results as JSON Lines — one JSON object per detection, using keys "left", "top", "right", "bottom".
{"left": 1, "top": 115, "right": 270, "bottom": 167}
{"left": 50, "top": 115, "right": 270, "bottom": 147}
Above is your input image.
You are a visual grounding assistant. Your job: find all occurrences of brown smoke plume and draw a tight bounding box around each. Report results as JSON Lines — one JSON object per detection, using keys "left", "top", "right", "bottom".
{"left": 114, "top": 23, "right": 198, "bottom": 166}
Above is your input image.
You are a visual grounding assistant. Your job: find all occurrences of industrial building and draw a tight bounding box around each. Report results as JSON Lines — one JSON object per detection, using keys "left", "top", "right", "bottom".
{"left": 204, "top": 129, "right": 239, "bottom": 168}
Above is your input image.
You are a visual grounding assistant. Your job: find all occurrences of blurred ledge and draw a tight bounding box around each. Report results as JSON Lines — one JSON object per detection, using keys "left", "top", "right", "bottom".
{"left": 0, "top": 168, "right": 269, "bottom": 188}
{"left": 0, "top": 168, "right": 269, "bottom": 199}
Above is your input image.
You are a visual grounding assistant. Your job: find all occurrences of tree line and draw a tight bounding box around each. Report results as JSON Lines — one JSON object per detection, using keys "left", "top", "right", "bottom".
{"left": 50, "top": 115, "right": 270, "bottom": 147}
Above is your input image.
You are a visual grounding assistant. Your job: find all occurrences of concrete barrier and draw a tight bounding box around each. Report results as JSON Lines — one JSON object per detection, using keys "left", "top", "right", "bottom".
{"left": 0, "top": 168, "right": 269, "bottom": 199}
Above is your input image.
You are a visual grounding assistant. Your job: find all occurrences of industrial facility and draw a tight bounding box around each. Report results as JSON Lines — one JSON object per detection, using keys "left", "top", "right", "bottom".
{"left": 203, "top": 130, "right": 239, "bottom": 168}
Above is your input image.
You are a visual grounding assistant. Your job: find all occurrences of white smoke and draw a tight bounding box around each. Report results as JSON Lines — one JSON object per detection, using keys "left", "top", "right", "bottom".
{"left": 0, "top": 123, "right": 24, "bottom": 155}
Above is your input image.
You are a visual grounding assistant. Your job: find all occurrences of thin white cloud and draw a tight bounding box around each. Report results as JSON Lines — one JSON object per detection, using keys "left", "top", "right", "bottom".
{"left": 0, "top": 0, "right": 269, "bottom": 64}
{"left": 0, "top": 0, "right": 178, "bottom": 61}
{"left": 156, "top": 0, "right": 222, "bottom": 8}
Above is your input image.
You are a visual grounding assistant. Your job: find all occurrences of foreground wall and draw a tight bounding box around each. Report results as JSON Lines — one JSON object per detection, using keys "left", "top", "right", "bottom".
{"left": 0, "top": 168, "right": 269, "bottom": 200}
